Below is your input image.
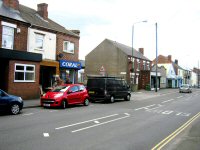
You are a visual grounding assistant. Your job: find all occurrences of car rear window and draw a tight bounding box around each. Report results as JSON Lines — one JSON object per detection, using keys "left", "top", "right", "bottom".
{"left": 87, "top": 79, "right": 105, "bottom": 88}
{"left": 52, "top": 86, "right": 69, "bottom": 92}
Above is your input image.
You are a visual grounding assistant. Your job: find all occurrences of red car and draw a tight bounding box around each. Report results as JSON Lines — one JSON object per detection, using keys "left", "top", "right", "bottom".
{"left": 41, "top": 84, "right": 89, "bottom": 109}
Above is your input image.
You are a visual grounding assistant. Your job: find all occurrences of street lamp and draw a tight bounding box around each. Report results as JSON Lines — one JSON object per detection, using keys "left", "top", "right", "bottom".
{"left": 155, "top": 22, "right": 158, "bottom": 92}
{"left": 131, "top": 20, "right": 147, "bottom": 85}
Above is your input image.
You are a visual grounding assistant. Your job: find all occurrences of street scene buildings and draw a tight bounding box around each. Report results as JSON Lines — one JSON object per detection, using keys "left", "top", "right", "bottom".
{"left": 0, "top": 0, "right": 200, "bottom": 99}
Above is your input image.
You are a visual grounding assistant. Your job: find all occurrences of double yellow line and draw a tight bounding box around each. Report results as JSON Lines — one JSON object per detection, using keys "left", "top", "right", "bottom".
{"left": 152, "top": 112, "right": 200, "bottom": 150}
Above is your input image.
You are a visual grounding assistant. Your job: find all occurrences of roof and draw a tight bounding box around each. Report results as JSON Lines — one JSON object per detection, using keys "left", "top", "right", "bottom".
{"left": 106, "top": 39, "right": 150, "bottom": 61}
{"left": 0, "top": 1, "right": 79, "bottom": 37}
{"left": 19, "top": 4, "right": 79, "bottom": 37}
{"left": 0, "top": 1, "right": 26, "bottom": 22}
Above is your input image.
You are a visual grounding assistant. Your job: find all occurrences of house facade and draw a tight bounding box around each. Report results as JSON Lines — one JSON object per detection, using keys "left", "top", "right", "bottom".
{"left": 0, "top": 0, "right": 80, "bottom": 99}
{"left": 85, "top": 39, "right": 152, "bottom": 90}
{"left": 0, "top": 0, "right": 42, "bottom": 99}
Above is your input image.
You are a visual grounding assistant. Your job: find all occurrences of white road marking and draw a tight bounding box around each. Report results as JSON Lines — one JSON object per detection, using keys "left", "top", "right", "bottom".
{"left": 124, "top": 113, "right": 130, "bottom": 116}
{"left": 72, "top": 115, "right": 130, "bottom": 133}
{"left": 162, "top": 99, "right": 174, "bottom": 103}
{"left": 22, "top": 113, "right": 34, "bottom": 116}
{"left": 94, "top": 120, "right": 100, "bottom": 124}
{"left": 134, "top": 104, "right": 156, "bottom": 111}
{"left": 43, "top": 133, "right": 49, "bottom": 137}
{"left": 49, "top": 110, "right": 58, "bottom": 113}
{"left": 55, "top": 114, "right": 118, "bottom": 130}
{"left": 177, "top": 96, "right": 183, "bottom": 99}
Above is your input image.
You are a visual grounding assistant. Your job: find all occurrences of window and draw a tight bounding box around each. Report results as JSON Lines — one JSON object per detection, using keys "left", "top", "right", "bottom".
{"left": 63, "top": 41, "right": 75, "bottom": 54}
{"left": 137, "top": 59, "right": 140, "bottom": 71}
{"left": 2, "top": 26, "right": 14, "bottom": 49}
{"left": 143, "top": 61, "right": 146, "bottom": 70}
{"left": 70, "top": 86, "right": 79, "bottom": 93}
{"left": 35, "top": 33, "right": 44, "bottom": 50}
{"left": 14, "top": 64, "right": 35, "bottom": 82}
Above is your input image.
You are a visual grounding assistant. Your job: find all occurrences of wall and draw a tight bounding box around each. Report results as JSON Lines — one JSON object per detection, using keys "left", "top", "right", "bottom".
{"left": 0, "top": 17, "right": 28, "bottom": 51}
{"left": 56, "top": 33, "right": 79, "bottom": 61}
{"left": 8, "top": 60, "right": 40, "bottom": 99}
{"left": 27, "top": 28, "right": 56, "bottom": 60}
{"left": 85, "top": 39, "right": 127, "bottom": 79}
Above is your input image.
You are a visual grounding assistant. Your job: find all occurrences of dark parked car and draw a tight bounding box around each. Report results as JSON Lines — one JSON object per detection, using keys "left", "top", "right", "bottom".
{"left": 41, "top": 84, "right": 89, "bottom": 109}
{"left": 0, "top": 89, "right": 23, "bottom": 115}
{"left": 87, "top": 76, "right": 131, "bottom": 103}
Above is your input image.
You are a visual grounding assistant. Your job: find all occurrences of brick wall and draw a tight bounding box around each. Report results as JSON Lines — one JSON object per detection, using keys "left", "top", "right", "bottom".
{"left": 56, "top": 33, "right": 79, "bottom": 61}
{"left": 0, "top": 17, "right": 28, "bottom": 51}
{"left": 8, "top": 60, "right": 40, "bottom": 99}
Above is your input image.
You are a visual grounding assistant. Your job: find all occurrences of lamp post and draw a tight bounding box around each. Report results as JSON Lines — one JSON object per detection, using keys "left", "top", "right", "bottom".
{"left": 131, "top": 20, "right": 147, "bottom": 86}
{"left": 155, "top": 22, "right": 158, "bottom": 92}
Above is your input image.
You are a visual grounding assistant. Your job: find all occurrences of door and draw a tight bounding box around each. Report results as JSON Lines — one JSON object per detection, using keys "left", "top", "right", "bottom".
{"left": 67, "top": 86, "right": 80, "bottom": 104}
{"left": 0, "top": 90, "right": 9, "bottom": 111}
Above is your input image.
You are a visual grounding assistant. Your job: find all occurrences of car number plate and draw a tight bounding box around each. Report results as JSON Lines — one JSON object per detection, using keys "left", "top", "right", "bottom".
{"left": 43, "top": 104, "right": 50, "bottom": 107}
{"left": 89, "top": 91, "right": 95, "bottom": 94}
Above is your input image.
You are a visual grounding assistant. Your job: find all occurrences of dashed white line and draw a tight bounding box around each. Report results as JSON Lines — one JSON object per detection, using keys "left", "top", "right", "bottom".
{"left": 43, "top": 133, "right": 49, "bottom": 137}
{"left": 55, "top": 114, "right": 118, "bottom": 130}
{"left": 71, "top": 115, "right": 130, "bottom": 133}
{"left": 22, "top": 113, "right": 34, "bottom": 116}
{"left": 134, "top": 104, "right": 156, "bottom": 111}
{"left": 162, "top": 99, "right": 174, "bottom": 103}
{"left": 177, "top": 96, "right": 183, "bottom": 99}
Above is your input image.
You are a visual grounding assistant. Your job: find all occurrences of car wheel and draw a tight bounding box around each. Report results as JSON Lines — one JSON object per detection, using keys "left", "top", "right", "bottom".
{"left": 10, "top": 103, "right": 20, "bottom": 115}
{"left": 84, "top": 98, "right": 89, "bottom": 106}
{"left": 61, "top": 100, "right": 67, "bottom": 109}
{"left": 110, "top": 96, "right": 115, "bottom": 103}
{"left": 125, "top": 95, "right": 130, "bottom": 101}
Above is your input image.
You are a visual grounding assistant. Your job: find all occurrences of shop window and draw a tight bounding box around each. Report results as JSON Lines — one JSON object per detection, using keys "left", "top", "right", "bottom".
{"left": 35, "top": 33, "right": 44, "bottom": 50}
{"left": 2, "top": 26, "right": 14, "bottom": 49}
{"left": 63, "top": 41, "right": 74, "bottom": 54}
{"left": 14, "top": 64, "right": 35, "bottom": 82}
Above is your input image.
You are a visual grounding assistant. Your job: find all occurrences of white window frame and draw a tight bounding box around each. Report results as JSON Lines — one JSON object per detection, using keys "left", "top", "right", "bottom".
{"left": 35, "top": 33, "right": 45, "bottom": 51}
{"left": 2, "top": 26, "right": 15, "bottom": 49}
{"left": 63, "top": 41, "right": 75, "bottom": 54}
{"left": 137, "top": 59, "right": 140, "bottom": 71}
{"left": 14, "top": 63, "right": 35, "bottom": 82}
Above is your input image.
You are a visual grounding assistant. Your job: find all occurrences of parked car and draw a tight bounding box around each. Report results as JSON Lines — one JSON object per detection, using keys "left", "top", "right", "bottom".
{"left": 87, "top": 76, "right": 131, "bottom": 103}
{"left": 0, "top": 89, "right": 23, "bottom": 115}
{"left": 41, "top": 84, "right": 89, "bottom": 108}
{"left": 179, "top": 84, "right": 192, "bottom": 93}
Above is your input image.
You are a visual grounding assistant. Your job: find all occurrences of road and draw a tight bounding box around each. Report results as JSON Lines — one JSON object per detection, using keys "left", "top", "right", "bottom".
{"left": 0, "top": 89, "right": 200, "bottom": 150}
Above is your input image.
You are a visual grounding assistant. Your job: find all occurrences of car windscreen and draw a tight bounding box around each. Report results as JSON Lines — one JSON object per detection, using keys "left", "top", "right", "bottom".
{"left": 87, "top": 79, "right": 105, "bottom": 88}
{"left": 52, "top": 86, "right": 70, "bottom": 92}
{"left": 181, "top": 84, "right": 189, "bottom": 88}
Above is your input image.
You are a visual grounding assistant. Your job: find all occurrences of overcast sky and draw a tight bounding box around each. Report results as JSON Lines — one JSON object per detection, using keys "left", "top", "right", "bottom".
{"left": 20, "top": 0, "right": 200, "bottom": 69}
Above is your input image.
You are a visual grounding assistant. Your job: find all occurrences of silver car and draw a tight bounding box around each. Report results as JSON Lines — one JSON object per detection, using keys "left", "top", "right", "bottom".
{"left": 179, "top": 84, "right": 192, "bottom": 93}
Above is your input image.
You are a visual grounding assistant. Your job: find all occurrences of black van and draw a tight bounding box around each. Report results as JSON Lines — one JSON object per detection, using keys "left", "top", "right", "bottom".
{"left": 87, "top": 76, "right": 131, "bottom": 103}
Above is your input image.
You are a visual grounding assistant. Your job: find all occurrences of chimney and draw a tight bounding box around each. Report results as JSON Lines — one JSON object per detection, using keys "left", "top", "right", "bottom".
{"left": 37, "top": 3, "right": 48, "bottom": 19}
{"left": 175, "top": 59, "right": 178, "bottom": 65}
{"left": 168, "top": 55, "right": 172, "bottom": 62}
{"left": 3, "top": 0, "right": 19, "bottom": 10}
{"left": 139, "top": 48, "right": 144, "bottom": 55}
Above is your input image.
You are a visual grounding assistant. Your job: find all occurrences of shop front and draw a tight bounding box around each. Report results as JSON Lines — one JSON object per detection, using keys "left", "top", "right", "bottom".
{"left": 59, "top": 60, "right": 82, "bottom": 84}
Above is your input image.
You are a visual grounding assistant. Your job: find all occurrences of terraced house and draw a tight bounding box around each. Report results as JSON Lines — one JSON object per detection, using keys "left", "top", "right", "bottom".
{"left": 85, "top": 39, "right": 152, "bottom": 91}
{"left": 0, "top": 0, "right": 80, "bottom": 99}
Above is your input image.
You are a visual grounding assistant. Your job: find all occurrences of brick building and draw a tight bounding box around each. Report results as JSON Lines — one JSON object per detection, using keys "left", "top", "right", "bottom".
{"left": 85, "top": 39, "right": 152, "bottom": 90}
{"left": 0, "top": 0, "right": 80, "bottom": 99}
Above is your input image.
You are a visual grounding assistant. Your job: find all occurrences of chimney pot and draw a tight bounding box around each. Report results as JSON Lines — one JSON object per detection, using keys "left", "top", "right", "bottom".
{"left": 37, "top": 3, "right": 48, "bottom": 19}
{"left": 139, "top": 48, "right": 144, "bottom": 55}
{"left": 3, "top": 0, "right": 19, "bottom": 10}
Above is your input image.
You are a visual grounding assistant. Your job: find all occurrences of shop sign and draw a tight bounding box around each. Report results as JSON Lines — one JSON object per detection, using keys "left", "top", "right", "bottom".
{"left": 60, "top": 60, "right": 82, "bottom": 69}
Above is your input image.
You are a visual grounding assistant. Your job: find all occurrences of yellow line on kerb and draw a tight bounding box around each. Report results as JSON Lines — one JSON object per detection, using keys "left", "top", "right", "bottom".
{"left": 152, "top": 112, "right": 200, "bottom": 150}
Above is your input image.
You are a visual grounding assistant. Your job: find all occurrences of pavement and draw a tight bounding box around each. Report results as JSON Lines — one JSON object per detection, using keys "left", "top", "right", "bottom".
{"left": 22, "top": 89, "right": 200, "bottom": 149}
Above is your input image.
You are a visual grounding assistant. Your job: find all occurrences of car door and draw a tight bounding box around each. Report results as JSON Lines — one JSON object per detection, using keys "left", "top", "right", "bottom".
{"left": 0, "top": 90, "right": 9, "bottom": 111}
{"left": 67, "top": 85, "right": 80, "bottom": 104}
